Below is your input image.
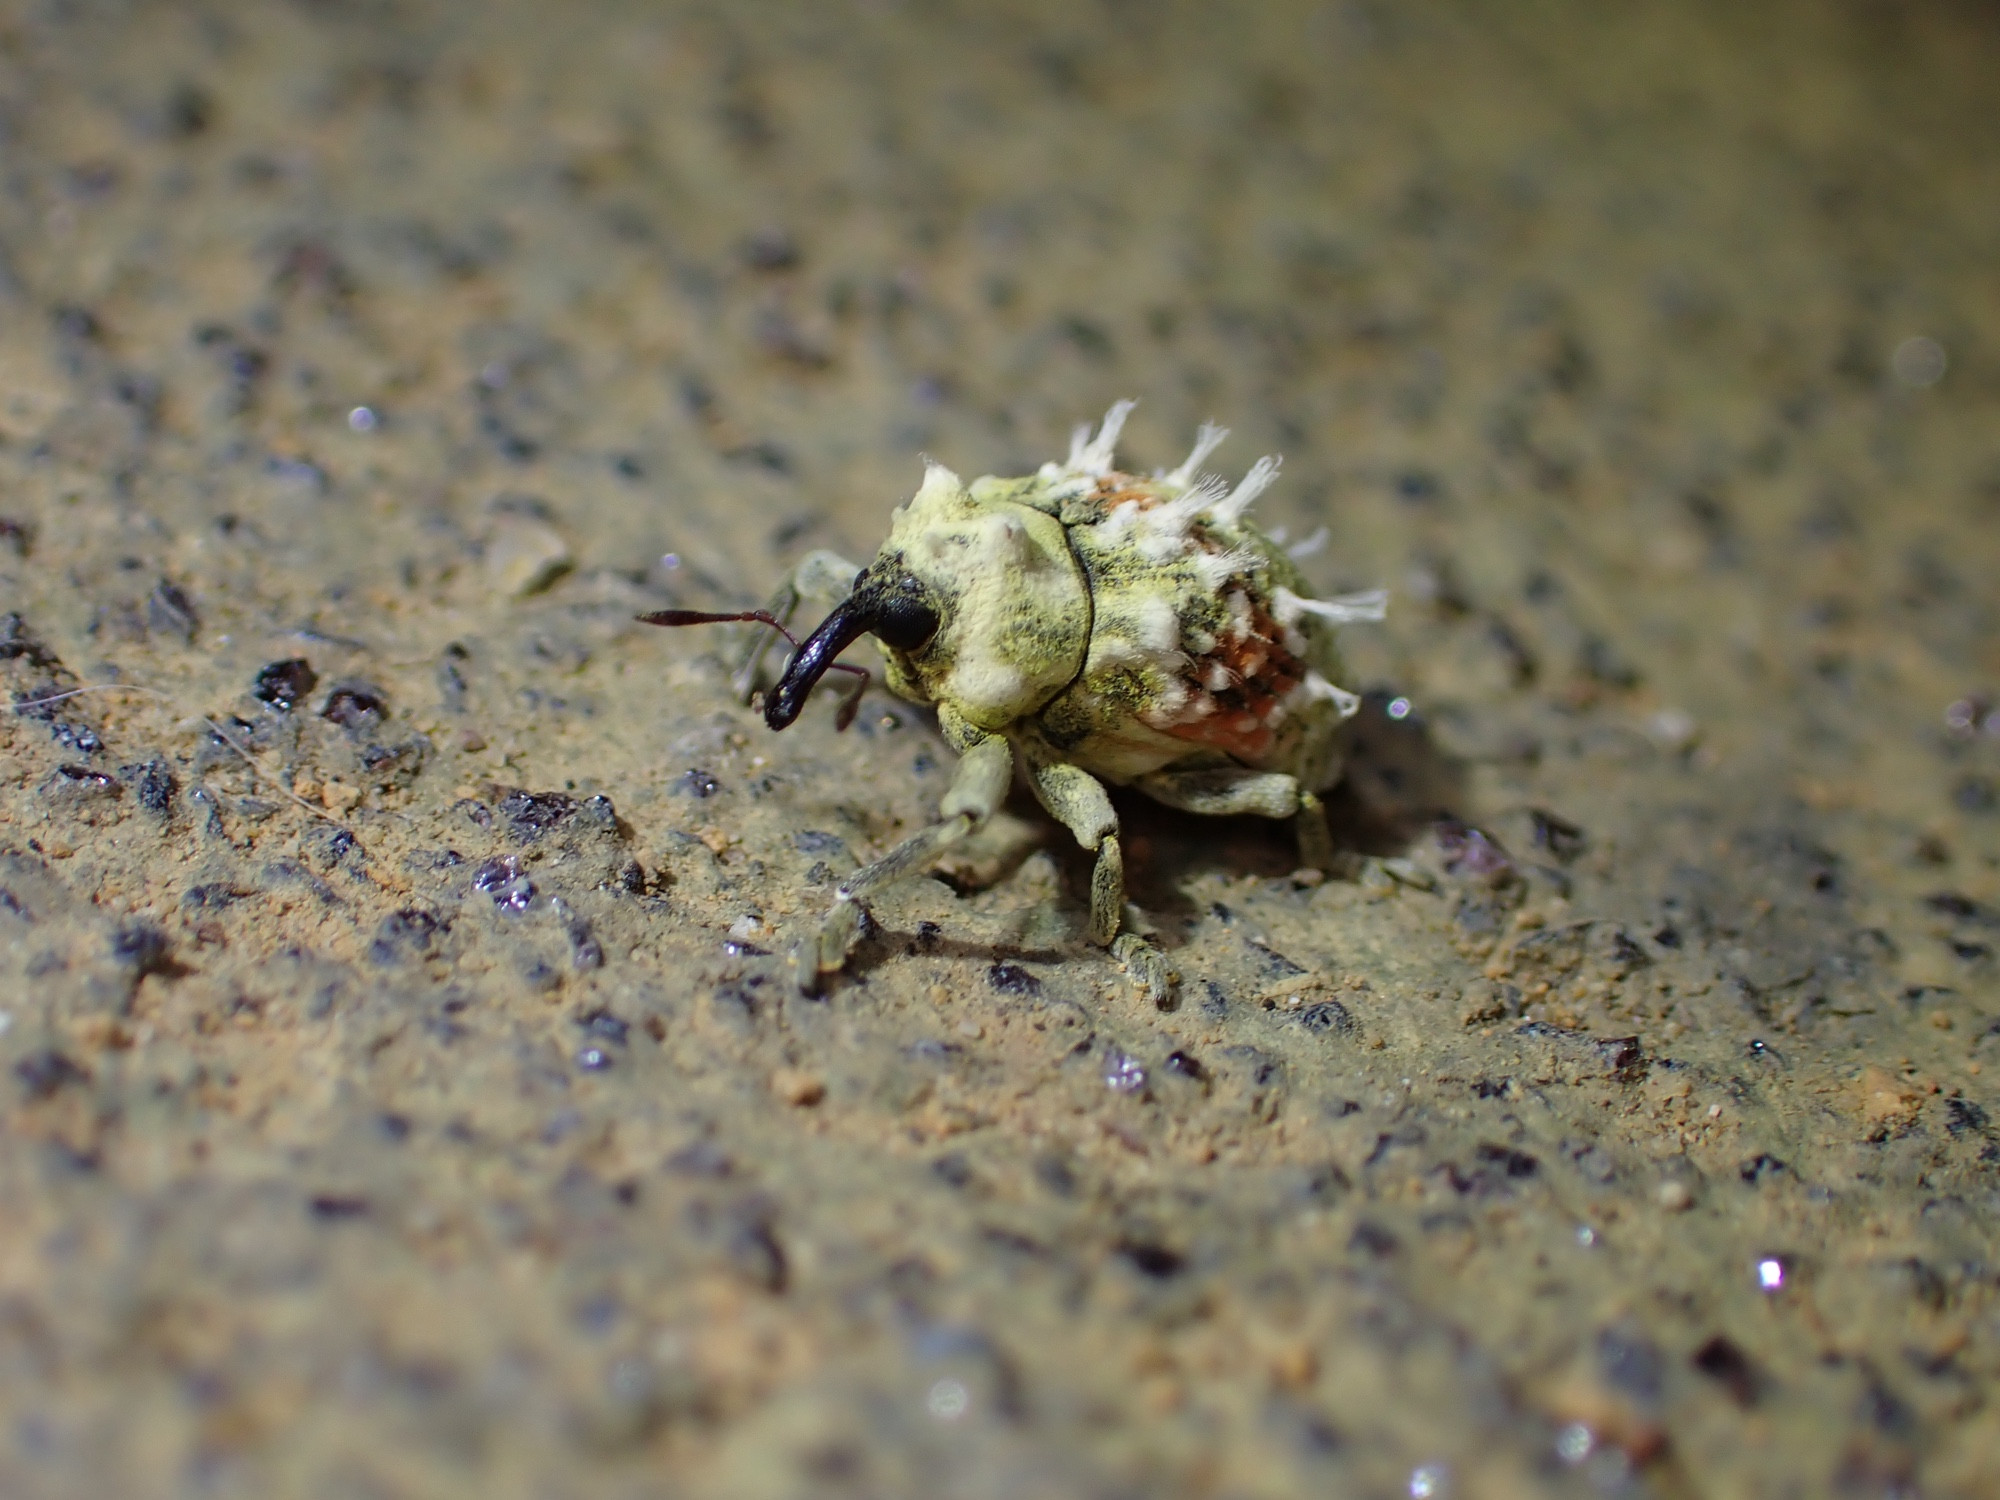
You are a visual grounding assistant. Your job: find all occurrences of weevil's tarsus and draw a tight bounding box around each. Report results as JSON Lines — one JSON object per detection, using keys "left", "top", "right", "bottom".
{"left": 793, "top": 727, "right": 1013, "bottom": 994}
{"left": 1112, "top": 932, "right": 1176, "bottom": 1008}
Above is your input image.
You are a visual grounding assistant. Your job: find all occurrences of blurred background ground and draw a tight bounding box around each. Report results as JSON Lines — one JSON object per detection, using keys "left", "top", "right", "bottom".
{"left": 1, "top": 1, "right": 1998, "bottom": 1496}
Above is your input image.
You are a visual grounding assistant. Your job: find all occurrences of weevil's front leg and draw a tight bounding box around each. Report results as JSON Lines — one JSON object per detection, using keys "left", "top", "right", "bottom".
{"left": 733, "top": 549, "right": 865, "bottom": 702}
{"left": 1025, "top": 758, "right": 1175, "bottom": 1007}
{"left": 1134, "top": 764, "right": 1334, "bottom": 872}
{"left": 792, "top": 723, "right": 1013, "bottom": 994}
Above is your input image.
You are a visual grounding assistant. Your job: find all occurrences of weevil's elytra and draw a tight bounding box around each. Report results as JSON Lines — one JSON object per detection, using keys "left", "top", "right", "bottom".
{"left": 642, "top": 401, "right": 1385, "bottom": 1005}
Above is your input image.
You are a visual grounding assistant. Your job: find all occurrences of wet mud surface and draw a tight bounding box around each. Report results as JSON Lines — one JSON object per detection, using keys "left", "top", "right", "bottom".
{"left": 1, "top": 2, "right": 1998, "bottom": 1496}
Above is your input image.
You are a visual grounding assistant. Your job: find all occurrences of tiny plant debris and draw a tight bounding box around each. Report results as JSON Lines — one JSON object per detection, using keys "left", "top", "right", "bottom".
{"left": 644, "top": 402, "right": 1384, "bottom": 1004}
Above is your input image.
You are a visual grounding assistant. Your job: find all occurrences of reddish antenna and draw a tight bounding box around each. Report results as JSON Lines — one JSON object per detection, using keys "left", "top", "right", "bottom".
{"left": 638, "top": 609, "right": 870, "bottom": 731}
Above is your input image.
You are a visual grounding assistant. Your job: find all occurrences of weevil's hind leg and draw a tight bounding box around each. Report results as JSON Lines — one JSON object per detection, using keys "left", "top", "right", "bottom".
{"left": 1295, "top": 790, "right": 1335, "bottom": 872}
{"left": 1026, "top": 757, "right": 1175, "bottom": 1007}
{"left": 733, "top": 549, "right": 865, "bottom": 703}
{"left": 1133, "top": 764, "right": 1334, "bottom": 871}
{"left": 793, "top": 729, "right": 1013, "bottom": 993}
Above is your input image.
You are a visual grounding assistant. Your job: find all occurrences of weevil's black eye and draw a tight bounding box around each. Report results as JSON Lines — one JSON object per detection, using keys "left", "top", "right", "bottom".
{"left": 869, "top": 592, "right": 939, "bottom": 653}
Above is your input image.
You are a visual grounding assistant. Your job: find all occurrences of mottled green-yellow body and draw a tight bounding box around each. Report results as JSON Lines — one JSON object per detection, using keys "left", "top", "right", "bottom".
{"left": 726, "top": 402, "right": 1383, "bottom": 1003}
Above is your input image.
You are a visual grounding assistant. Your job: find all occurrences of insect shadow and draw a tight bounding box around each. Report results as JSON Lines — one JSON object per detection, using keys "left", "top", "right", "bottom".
{"left": 1112, "top": 688, "right": 1469, "bottom": 918}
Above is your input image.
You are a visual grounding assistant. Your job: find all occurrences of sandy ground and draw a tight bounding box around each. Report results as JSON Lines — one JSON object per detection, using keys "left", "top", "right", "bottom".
{"left": 1, "top": 1, "right": 1998, "bottom": 1495}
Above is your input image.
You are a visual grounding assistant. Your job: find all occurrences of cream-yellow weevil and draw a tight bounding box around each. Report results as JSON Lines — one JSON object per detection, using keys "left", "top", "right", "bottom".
{"left": 644, "top": 402, "right": 1384, "bottom": 1004}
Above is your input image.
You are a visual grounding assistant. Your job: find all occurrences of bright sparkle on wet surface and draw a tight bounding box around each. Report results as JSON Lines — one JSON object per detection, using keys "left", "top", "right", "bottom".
{"left": 1575, "top": 1225, "right": 1597, "bottom": 1248}
{"left": 1555, "top": 1423, "right": 1594, "bottom": 1464}
{"left": 1757, "top": 1257, "right": 1786, "bottom": 1291}
{"left": 1387, "top": 696, "right": 1413, "bottom": 720}
{"left": 1408, "top": 1462, "right": 1448, "bottom": 1497}
{"left": 926, "top": 1378, "right": 969, "bottom": 1421}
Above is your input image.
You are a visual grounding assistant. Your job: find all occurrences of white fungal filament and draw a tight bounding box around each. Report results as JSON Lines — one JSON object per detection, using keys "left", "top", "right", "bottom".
{"left": 1207, "top": 454, "right": 1281, "bottom": 523}
{"left": 1071, "top": 398, "right": 1137, "bottom": 475}
{"left": 1164, "top": 421, "right": 1230, "bottom": 488}
{"left": 1286, "top": 526, "right": 1330, "bottom": 559}
{"left": 1272, "top": 586, "right": 1389, "bottom": 626}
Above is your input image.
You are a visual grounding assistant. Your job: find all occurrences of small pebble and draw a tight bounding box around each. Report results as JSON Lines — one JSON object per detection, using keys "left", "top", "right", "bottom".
{"left": 770, "top": 1068, "right": 825, "bottom": 1107}
{"left": 485, "top": 516, "right": 573, "bottom": 598}
{"left": 1656, "top": 1180, "right": 1693, "bottom": 1212}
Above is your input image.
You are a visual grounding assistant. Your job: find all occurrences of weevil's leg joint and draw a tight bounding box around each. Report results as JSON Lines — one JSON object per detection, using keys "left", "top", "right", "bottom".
{"left": 1023, "top": 752, "right": 1176, "bottom": 1005}
{"left": 789, "top": 730, "right": 1012, "bottom": 994}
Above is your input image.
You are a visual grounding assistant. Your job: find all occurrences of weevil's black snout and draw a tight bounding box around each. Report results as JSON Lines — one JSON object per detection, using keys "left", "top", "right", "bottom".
{"left": 765, "top": 573, "right": 939, "bottom": 730}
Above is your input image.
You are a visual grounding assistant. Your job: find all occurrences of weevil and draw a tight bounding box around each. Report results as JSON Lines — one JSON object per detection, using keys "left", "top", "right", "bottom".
{"left": 642, "top": 402, "right": 1384, "bottom": 1003}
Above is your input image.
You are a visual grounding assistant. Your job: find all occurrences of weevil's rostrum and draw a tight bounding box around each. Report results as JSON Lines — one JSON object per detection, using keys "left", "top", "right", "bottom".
{"left": 649, "top": 402, "right": 1385, "bottom": 1003}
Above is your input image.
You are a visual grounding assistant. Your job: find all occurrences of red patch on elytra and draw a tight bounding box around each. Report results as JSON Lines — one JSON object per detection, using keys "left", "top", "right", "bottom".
{"left": 1143, "top": 593, "right": 1306, "bottom": 764}
{"left": 1089, "top": 473, "right": 1170, "bottom": 511}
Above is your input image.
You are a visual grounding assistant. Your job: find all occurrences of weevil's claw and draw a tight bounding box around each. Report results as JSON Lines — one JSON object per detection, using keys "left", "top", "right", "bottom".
{"left": 1112, "top": 933, "right": 1176, "bottom": 1009}
{"left": 792, "top": 893, "right": 869, "bottom": 995}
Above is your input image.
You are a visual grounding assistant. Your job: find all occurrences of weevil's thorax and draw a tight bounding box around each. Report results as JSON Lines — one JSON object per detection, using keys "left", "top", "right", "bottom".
{"left": 867, "top": 462, "right": 1089, "bottom": 733}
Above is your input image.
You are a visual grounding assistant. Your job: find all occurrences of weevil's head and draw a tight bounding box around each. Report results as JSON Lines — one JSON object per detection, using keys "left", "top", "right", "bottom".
{"left": 766, "top": 463, "right": 1090, "bottom": 732}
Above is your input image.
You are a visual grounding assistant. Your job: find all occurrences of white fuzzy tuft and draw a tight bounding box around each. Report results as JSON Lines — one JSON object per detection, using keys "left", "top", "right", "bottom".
{"left": 1285, "top": 526, "right": 1330, "bottom": 560}
{"left": 1139, "top": 475, "right": 1225, "bottom": 541}
{"left": 1272, "top": 585, "right": 1388, "bottom": 627}
{"left": 1222, "top": 589, "right": 1255, "bottom": 642}
{"left": 1073, "top": 399, "right": 1137, "bottom": 475}
{"left": 1208, "top": 455, "right": 1281, "bottom": 524}
{"left": 1299, "top": 671, "right": 1362, "bottom": 718}
{"left": 1165, "top": 422, "right": 1230, "bottom": 488}
{"left": 915, "top": 460, "right": 962, "bottom": 506}
{"left": 1190, "top": 546, "right": 1255, "bottom": 593}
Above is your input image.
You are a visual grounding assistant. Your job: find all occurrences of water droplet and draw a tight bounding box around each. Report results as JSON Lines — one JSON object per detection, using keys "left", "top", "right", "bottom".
{"left": 1102, "top": 1051, "right": 1147, "bottom": 1094}
{"left": 347, "top": 405, "right": 377, "bottom": 432}
{"left": 925, "top": 1377, "right": 969, "bottom": 1421}
{"left": 1555, "top": 1422, "right": 1594, "bottom": 1464}
{"left": 1387, "top": 696, "right": 1413, "bottom": 720}
{"left": 1575, "top": 1225, "right": 1597, "bottom": 1248}
{"left": 1408, "top": 1462, "right": 1448, "bottom": 1497}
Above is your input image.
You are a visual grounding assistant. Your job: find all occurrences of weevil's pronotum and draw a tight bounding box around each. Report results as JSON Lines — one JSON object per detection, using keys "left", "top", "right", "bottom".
{"left": 643, "top": 402, "right": 1384, "bottom": 1004}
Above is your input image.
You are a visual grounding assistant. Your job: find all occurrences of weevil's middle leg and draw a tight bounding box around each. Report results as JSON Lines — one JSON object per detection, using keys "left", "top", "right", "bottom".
{"left": 1026, "top": 757, "right": 1175, "bottom": 1007}
{"left": 733, "top": 549, "right": 864, "bottom": 702}
{"left": 1134, "top": 764, "right": 1334, "bottom": 872}
{"left": 793, "top": 727, "right": 1012, "bottom": 993}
